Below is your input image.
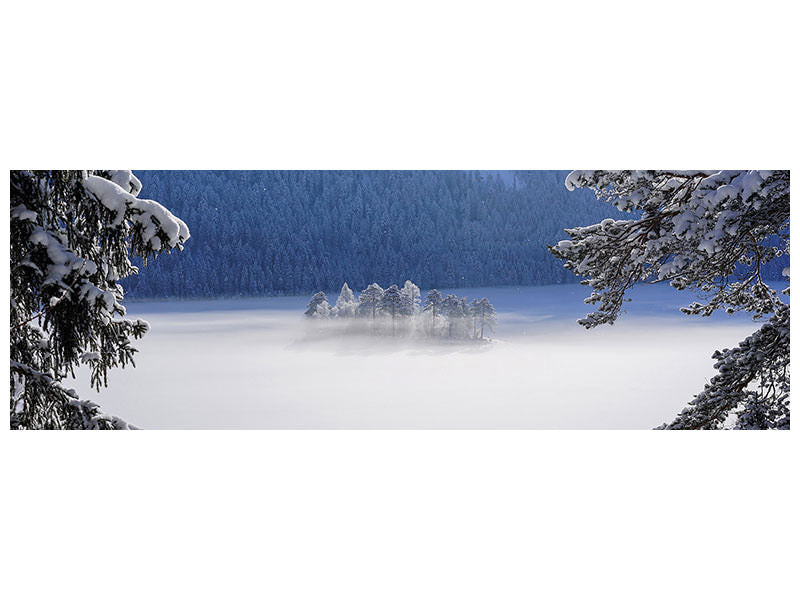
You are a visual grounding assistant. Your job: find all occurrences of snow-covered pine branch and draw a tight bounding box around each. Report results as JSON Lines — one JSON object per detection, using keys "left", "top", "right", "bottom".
{"left": 552, "top": 170, "right": 789, "bottom": 429}
{"left": 657, "top": 304, "right": 789, "bottom": 430}
{"left": 10, "top": 170, "right": 190, "bottom": 429}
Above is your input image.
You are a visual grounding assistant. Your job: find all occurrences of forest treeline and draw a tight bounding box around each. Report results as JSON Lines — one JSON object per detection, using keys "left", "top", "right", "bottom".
{"left": 126, "top": 170, "right": 788, "bottom": 298}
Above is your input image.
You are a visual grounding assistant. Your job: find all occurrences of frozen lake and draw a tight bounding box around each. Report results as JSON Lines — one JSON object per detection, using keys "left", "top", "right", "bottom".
{"left": 71, "top": 283, "right": 771, "bottom": 429}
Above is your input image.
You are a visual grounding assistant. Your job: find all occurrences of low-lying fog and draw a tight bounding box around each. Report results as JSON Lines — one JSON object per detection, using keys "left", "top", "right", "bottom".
{"left": 71, "top": 284, "right": 768, "bottom": 429}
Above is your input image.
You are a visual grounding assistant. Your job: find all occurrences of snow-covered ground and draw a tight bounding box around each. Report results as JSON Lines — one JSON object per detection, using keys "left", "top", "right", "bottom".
{"left": 71, "top": 284, "right": 773, "bottom": 429}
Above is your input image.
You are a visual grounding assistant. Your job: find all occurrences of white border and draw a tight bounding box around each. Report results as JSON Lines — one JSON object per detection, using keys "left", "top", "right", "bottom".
{"left": 2, "top": 3, "right": 797, "bottom": 599}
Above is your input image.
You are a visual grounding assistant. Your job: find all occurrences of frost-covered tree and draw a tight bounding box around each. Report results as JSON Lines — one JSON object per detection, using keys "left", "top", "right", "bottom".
{"left": 358, "top": 283, "right": 384, "bottom": 320}
{"left": 10, "top": 170, "right": 189, "bottom": 429}
{"left": 550, "top": 170, "right": 790, "bottom": 429}
{"left": 379, "top": 285, "right": 405, "bottom": 335}
{"left": 441, "top": 294, "right": 463, "bottom": 338}
{"left": 473, "top": 298, "right": 497, "bottom": 340}
{"left": 332, "top": 282, "right": 356, "bottom": 318}
{"left": 339, "top": 282, "right": 356, "bottom": 304}
{"left": 305, "top": 291, "right": 331, "bottom": 318}
{"left": 422, "top": 289, "right": 444, "bottom": 331}
{"left": 400, "top": 280, "right": 421, "bottom": 314}
{"left": 457, "top": 297, "right": 473, "bottom": 338}
{"left": 468, "top": 299, "right": 479, "bottom": 337}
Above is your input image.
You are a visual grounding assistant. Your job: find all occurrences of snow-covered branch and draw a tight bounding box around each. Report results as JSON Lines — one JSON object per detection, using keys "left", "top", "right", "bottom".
{"left": 552, "top": 170, "right": 789, "bottom": 327}
{"left": 10, "top": 170, "right": 189, "bottom": 429}
{"left": 554, "top": 170, "right": 790, "bottom": 429}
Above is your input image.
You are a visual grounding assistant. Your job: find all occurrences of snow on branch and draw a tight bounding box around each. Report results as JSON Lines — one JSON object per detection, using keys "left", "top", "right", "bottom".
{"left": 84, "top": 172, "right": 190, "bottom": 250}
{"left": 658, "top": 305, "right": 789, "bottom": 430}
{"left": 555, "top": 170, "right": 790, "bottom": 430}
{"left": 552, "top": 170, "right": 789, "bottom": 327}
{"left": 10, "top": 170, "right": 189, "bottom": 429}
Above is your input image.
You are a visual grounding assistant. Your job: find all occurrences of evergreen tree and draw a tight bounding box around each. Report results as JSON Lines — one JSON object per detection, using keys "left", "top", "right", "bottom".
{"left": 551, "top": 170, "right": 790, "bottom": 429}
{"left": 474, "top": 298, "right": 497, "bottom": 339}
{"left": 379, "top": 285, "right": 404, "bottom": 335}
{"left": 469, "top": 298, "right": 479, "bottom": 337}
{"left": 358, "top": 283, "right": 384, "bottom": 320}
{"left": 400, "top": 280, "right": 421, "bottom": 314}
{"left": 10, "top": 170, "right": 189, "bottom": 429}
{"left": 332, "top": 282, "right": 356, "bottom": 318}
{"left": 338, "top": 282, "right": 355, "bottom": 303}
{"left": 457, "top": 297, "right": 472, "bottom": 338}
{"left": 422, "top": 289, "right": 443, "bottom": 335}
{"left": 305, "top": 291, "right": 331, "bottom": 318}
{"left": 441, "top": 294, "right": 462, "bottom": 338}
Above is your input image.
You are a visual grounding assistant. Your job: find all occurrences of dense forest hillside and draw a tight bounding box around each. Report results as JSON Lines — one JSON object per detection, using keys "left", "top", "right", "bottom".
{"left": 126, "top": 171, "right": 787, "bottom": 298}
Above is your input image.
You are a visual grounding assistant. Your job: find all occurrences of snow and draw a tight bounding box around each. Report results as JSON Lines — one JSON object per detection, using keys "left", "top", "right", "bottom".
{"left": 28, "top": 226, "right": 89, "bottom": 287}
{"left": 83, "top": 174, "right": 190, "bottom": 247}
{"left": 129, "top": 197, "right": 189, "bottom": 247}
{"left": 69, "top": 284, "right": 768, "bottom": 429}
{"left": 81, "top": 352, "right": 101, "bottom": 363}
{"left": 84, "top": 174, "right": 130, "bottom": 227}
{"left": 697, "top": 239, "right": 716, "bottom": 255}
{"left": 78, "top": 283, "right": 115, "bottom": 313}
{"left": 107, "top": 170, "right": 142, "bottom": 196}
{"left": 10, "top": 204, "right": 37, "bottom": 222}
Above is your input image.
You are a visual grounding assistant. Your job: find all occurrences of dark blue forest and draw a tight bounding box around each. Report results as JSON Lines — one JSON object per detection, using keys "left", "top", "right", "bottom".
{"left": 126, "top": 170, "right": 788, "bottom": 298}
